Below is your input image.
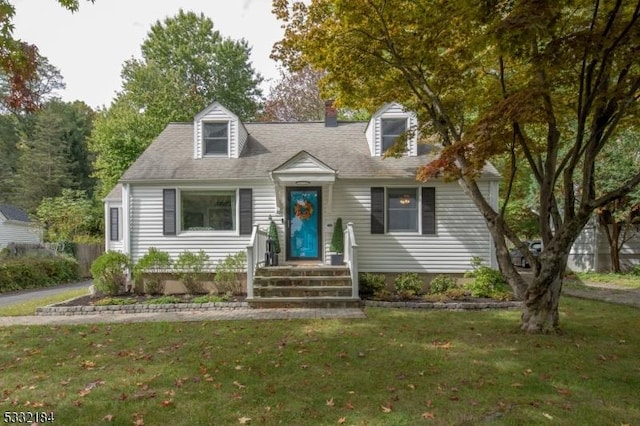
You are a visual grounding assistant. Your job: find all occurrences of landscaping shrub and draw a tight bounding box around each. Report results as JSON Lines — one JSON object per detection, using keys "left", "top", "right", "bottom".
{"left": 359, "top": 272, "right": 386, "bottom": 297}
{"left": 146, "top": 295, "right": 182, "bottom": 304}
{"left": 429, "top": 275, "right": 457, "bottom": 294}
{"left": 0, "top": 256, "right": 79, "bottom": 293}
{"left": 464, "top": 257, "right": 510, "bottom": 298}
{"left": 394, "top": 272, "right": 423, "bottom": 297}
{"left": 90, "top": 251, "right": 131, "bottom": 296}
{"left": 214, "top": 251, "right": 246, "bottom": 295}
{"left": 628, "top": 264, "right": 640, "bottom": 276}
{"left": 134, "top": 247, "right": 172, "bottom": 295}
{"left": 93, "top": 297, "right": 137, "bottom": 306}
{"left": 175, "top": 250, "right": 209, "bottom": 295}
{"left": 192, "top": 294, "right": 230, "bottom": 303}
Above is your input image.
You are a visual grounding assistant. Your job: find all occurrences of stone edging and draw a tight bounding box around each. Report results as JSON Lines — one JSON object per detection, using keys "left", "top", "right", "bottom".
{"left": 364, "top": 300, "right": 523, "bottom": 310}
{"left": 36, "top": 301, "right": 248, "bottom": 316}
{"left": 34, "top": 296, "right": 522, "bottom": 316}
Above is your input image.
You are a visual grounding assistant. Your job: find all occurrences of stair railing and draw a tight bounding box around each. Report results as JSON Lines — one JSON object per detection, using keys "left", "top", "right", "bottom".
{"left": 343, "top": 222, "right": 359, "bottom": 298}
{"left": 246, "top": 224, "right": 268, "bottom": 298}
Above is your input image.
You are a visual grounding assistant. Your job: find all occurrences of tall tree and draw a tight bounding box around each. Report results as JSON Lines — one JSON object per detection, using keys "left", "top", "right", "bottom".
{"left": 0, "top": 0, "right": 91, "bottom": 111}
{"left": 0, "top": 113, "right": 19, "bottom": 203}
{"left": 261, "top": 66, "right": 326, "bottom": 121}
{"left": 14, "top": 100, "right": 94, "bottom": 212}
{"left": 594, "top": 131, "right": 640, "bottom": 272}
{"left": 0, "top": 54, "right": 66, "bottom": 115}
{"left": 90, "top": 10, "right": 263, "bottom": 194}
{"left": 274, "top": 0, "right": 640, "bottom": 332}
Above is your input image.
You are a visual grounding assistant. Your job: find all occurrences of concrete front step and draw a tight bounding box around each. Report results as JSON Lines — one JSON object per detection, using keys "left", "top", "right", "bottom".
{"left": 250, "top": 265, "right": 358, "bottom": 309}
{"left": 254, "top": 275, "right": 351, "bottom": 287}
{"left": 254, "top": 286, "right": 352, "bottom": 298}
{"left": 247, "top": 297, "right": 363, "bottom": 309}
{"left": 256, "top": 266, "right": 350, "bottom": 277}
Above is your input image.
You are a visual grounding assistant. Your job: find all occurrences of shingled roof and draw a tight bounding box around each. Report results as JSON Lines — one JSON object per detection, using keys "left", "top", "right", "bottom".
{"left": 120, "top": 121, "right": 500, "bottom": 182}
{"left": 0, "top": 204, "right": 30, "bottom": 222}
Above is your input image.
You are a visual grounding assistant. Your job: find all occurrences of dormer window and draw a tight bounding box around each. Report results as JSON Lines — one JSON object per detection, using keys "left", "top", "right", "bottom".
{"left": 203, "top": 122, "right": 229, "bottom": 155}
{"left": 381, "top": 118, "right": 407, "bottom": 153}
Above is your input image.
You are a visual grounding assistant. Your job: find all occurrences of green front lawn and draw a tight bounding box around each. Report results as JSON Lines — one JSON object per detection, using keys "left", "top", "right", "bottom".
{"left": 0, "top": 288, "right": 89, "bottom": 316}
{"left": 1, "top": 298, "right": 639, "bottom": 425}
{"left": 567, "top": 272, "right": 640, "bottom": 289}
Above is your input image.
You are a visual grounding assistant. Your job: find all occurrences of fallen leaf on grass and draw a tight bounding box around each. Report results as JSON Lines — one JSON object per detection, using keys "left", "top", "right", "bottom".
{"left": 542, "top": 412, "right": 553, "bottom": 420}
{"left": 233, "top": 381, "right": 246, "bottom": 389}
{"left": 238, "top": 416, "right": 251, "bottom": 424}
{"left": 381, "top": 404, "right": 392, "bottom": 413}
{"left": 422, "top": 412, "right": 435, "bottom": 419}
{"left": 432, "top": 341, "right": 452, "bottom": 350}
{"left": 81, "top": 360, "right": 95, "bottom": 370}
{"left": 337, "top": 417, "right": 346, "bottom": 424}
{"left": 326, "top": 398, "right": 334, "bottom": 407}
{"left": 345, "top": 401, "right": 354, "bottom": 410}
{"left": 160, "top": 399, "right": 173, "bottom": 407}
{"left": 103, "top": 414, "right": 114, "bottom": 422}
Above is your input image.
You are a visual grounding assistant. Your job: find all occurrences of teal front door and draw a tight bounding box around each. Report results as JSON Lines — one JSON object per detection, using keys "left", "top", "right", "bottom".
{"left": 286, "top": 187, "right": 322, "bottom": 260}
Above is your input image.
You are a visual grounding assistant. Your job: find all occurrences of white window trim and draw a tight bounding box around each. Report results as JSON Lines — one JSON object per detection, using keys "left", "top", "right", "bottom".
{"left": 176, "top": 188, "right": 240, "bottom": 236}
{"left": 385, "top": 186, "right": 421, "bottom": 235}
{"left": 380, "top": 117, "right": 408, "bottom": 155}
{"left": 202, "top": 121, "right": 230, "bottom": 157}
{"left": 109, "top": 207, "right": 122, "bottom": 241}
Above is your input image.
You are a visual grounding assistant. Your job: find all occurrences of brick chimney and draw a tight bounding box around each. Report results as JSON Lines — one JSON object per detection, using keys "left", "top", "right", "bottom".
{"left": 324, "top": 100, "right": 337, "bottom": 127}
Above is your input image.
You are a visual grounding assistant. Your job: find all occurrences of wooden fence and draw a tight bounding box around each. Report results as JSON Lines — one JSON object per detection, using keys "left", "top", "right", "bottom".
{"left": 74, "top": 243, "right": 104, "bottom": 278}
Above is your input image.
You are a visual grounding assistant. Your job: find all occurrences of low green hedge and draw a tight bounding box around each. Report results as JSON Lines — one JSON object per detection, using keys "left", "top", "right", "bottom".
{"left": 0, "top": 256, "right": 80, "bottom": 293}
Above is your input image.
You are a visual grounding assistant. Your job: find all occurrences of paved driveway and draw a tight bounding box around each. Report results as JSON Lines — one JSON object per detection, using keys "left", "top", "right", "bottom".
{"left": 0, "top": 280, "right": 92, "bottom": 307}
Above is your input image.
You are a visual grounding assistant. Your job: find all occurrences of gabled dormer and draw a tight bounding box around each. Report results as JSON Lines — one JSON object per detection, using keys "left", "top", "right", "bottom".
{"left": 193, "top": 102, "right": 248, "bottom": 159}
{"left": 365, "top": 102, "right": 418, "bottom": 157}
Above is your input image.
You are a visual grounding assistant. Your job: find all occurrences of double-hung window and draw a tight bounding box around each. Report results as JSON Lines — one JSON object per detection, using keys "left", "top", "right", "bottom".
{"left": 387, "top": 188, "right": 418, "bottom": 232}
{"left": 371, "top": 187, "right": 436, "bottom": 235}
{"left": 381, "top": 118, "right": 407, "bottom": 153}
{"left": 203, "top": 122, "right": 228, "bottom": 155}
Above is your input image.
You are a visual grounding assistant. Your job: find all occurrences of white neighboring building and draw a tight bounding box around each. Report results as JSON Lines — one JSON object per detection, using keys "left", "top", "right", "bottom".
{"left": 568, "top": 218, "right": 640, "bottom": 272}
{"left": 0, "top": 204, "right": 42, "bottom": 249}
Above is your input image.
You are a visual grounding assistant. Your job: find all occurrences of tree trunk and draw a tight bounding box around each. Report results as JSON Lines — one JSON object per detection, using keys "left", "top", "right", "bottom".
{"left": 610, "top": 223, "right": 621, "bottom": 273}
{"left": 520, "top": 254, "right": 568, "bottom": 333}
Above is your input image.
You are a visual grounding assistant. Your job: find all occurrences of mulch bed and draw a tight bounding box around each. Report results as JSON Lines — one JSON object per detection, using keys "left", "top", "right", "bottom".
{"left": 57, "top": 294, "right": 246, "bottom": 307}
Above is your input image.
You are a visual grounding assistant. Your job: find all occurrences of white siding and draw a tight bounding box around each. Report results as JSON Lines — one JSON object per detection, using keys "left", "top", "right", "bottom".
{"left": 595, "top": 225, "right": 640, "bottom": 272}
{"left": 194, "top": 103, "right": 243, "bottom": 159}
{"left": 569, "top": 220, "right": 640, "bottom": 272}
{"left": 125, "top": 178, "right": 494, "bottom": 273}
{"left": 323, "top": 179, "right": 493, "bottom": 273}
{"left": 237, "top": 121, "right": 249, "bottom": 155}
{"left": 366, "top": 103, "right": 419, "bottom": 157}
{"left": 129, "top": 181, "right": 276, "bottom": 267}
{"left": 568, "top": 221, "right": 597, "bottom": 272}
{"left": 0, "top": 219, "right": 41, "bottom": 249}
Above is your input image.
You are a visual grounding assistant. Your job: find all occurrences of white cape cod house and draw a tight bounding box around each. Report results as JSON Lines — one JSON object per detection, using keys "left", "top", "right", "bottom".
{"left": 105, "top": 101, "right": 499, "bottom": 305}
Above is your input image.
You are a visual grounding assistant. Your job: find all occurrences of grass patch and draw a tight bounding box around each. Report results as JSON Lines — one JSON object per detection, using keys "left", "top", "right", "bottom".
{"left": 0, "top": 289, "right": 88, "bottom": 316}
{"left": 569, "top": 272, "right": 640, "bottom": 289}
{"left": 1, "top": 297, "right": 639, "bottom": 425}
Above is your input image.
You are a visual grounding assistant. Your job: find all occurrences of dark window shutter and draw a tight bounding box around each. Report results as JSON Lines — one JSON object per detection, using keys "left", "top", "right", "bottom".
{"left": 109, "top": 208, "right": 119, "bottom": 241}
{"left": 422, "top": 187, "right": 436, "bottom": 235}
{"left": 371, "top": 187, "right": 385, "bottom": 234}
{"left": 239, "top": 188, "right": 252, "bottom": 235}
{"left": 163, "top": 189, "right": 176, "bottom": 235}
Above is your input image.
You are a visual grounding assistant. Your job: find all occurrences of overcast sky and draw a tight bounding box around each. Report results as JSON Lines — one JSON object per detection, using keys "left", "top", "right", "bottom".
{"left": 13, "top": 0, "right": 284, "bottom": 109}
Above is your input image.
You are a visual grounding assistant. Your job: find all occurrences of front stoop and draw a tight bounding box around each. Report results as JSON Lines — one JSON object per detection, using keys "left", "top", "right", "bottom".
{"left": 248, "top": 265, "right": 362, "bottom": 309}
